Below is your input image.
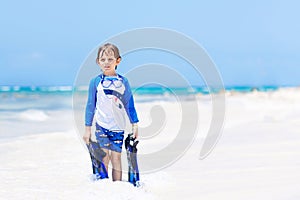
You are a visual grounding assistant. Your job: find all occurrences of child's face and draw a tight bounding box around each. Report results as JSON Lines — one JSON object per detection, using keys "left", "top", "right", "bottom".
{"left": 98, "top": 51, "right": 120, "bottom": 75}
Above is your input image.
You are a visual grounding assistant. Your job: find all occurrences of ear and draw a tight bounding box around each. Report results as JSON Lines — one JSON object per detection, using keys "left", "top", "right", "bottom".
{"left": 96, "top": 58, "right": 100, "bottom": 66}
{"left": 116, "top": 57, "right": 121, "bottom": 64}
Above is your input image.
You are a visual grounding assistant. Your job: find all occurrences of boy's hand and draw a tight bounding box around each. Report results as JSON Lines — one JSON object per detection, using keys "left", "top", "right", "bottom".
{"left": 83, "top": 126, "right": 92, "bottom": 144}
{"left": 132, "top": 123, "right": 138, "bottom": 139}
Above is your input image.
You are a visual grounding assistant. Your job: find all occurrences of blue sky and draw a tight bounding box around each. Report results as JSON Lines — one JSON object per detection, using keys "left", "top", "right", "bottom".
{"left": 1, "top": 0, "right": 299, "bottom": 87}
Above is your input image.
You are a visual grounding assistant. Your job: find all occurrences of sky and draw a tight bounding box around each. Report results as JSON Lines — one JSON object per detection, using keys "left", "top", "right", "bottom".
{"left": 0, "top": 0, "right": 300, "bottom": 87}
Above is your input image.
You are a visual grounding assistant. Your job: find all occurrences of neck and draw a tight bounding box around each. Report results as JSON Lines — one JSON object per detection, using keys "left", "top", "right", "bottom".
{"left": 104, "top": 71, "right": 117, "bottom": 76}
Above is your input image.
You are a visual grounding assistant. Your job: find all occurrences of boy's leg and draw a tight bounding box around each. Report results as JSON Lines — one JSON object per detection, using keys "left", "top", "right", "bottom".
{"left": 111, "top": 151, "right": 122, "bottom": 181}
{"left": 102, "top": 148, "right": 110, "bottom": 172}
{"left": 95, "top": 124, "right": 111, "bottom": 174}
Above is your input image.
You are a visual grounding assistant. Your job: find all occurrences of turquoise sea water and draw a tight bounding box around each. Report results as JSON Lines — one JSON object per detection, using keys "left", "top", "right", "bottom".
{"left": 0, "top": 85, "right": 280, "bottom": 95}
{"left": 0, "top": 85, "right": 281, "bottom": 112}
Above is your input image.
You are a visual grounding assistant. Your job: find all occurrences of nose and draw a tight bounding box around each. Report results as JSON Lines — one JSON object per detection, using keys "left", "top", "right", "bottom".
{"left": 104, "top": 59, "right": 110, "bottom": 65}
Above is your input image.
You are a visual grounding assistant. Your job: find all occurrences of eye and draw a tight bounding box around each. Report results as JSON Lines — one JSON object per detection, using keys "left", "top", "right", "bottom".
{"left": 100, "top": 58, "right": 105, "bottom": 62}
{"left": 108, "top": 58, "right": 114, "bottom": 62}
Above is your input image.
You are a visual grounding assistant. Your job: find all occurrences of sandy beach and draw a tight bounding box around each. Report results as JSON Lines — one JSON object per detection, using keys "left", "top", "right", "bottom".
{"left": 1, "top": 88, "right": 300, "bottom": 199}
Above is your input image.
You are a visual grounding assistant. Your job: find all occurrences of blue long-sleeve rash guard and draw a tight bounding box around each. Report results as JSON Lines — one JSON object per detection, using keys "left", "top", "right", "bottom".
{"left": 85, "top": 74, "right": 139, "bottom": 127}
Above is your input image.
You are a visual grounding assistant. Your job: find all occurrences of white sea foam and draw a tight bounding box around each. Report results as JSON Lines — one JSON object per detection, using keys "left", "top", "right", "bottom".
{"left": 41, "top": 86, "right": 73, "bottom": 92}
{"left": 0, "top": 86, "right": 11, "bottom": 91}
{"left": 18, "top": 109, "right": 49, "bottom": 121}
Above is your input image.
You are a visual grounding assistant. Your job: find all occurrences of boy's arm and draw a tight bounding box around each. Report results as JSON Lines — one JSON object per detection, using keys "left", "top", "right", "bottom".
{"left": 123, "top": 77, "right": 139, "bottom": 138}
{"left": 83, "top": 78, "right": 97, "bottom": 143}
{"left": 85, "top": 78, "right": 97, "bottom": 126}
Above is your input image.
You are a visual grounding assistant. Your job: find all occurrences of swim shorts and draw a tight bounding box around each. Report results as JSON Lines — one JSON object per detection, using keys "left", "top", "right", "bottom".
{"left": 95, "top": 123, "right": 124, "bottom": 153}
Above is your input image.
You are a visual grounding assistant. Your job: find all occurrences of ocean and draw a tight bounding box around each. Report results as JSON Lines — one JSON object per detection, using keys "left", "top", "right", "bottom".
{"left": 0, "top": 85, "right": 280, "bottom": 94}
{"left": 0, "top": 85, "right": 281, "bottom": 140}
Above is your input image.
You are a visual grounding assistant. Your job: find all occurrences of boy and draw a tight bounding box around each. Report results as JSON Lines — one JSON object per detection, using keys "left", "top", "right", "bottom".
{"left": 83, "top": 43, "right": 139, "bottom": 181}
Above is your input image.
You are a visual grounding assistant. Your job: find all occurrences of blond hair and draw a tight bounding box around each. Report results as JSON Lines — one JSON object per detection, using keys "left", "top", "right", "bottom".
{"left": 96, "top": 43, "right": 121, "bottom": 63}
